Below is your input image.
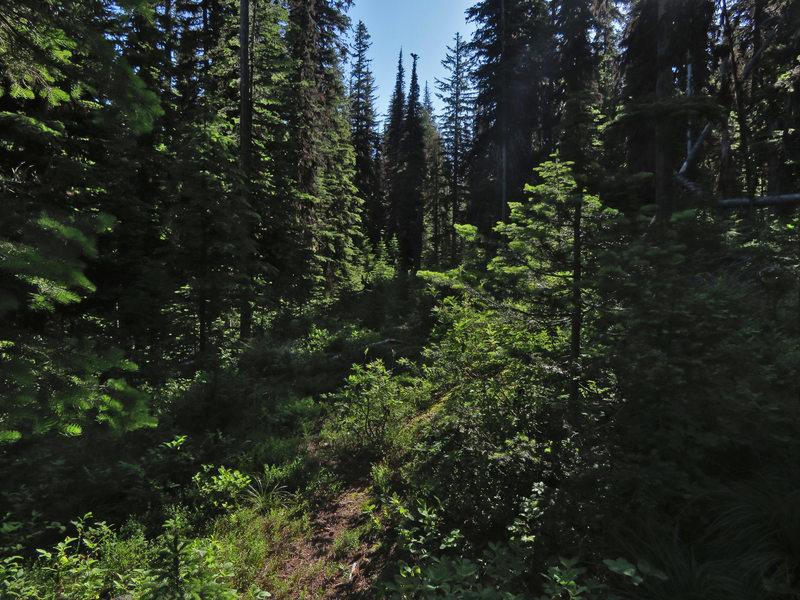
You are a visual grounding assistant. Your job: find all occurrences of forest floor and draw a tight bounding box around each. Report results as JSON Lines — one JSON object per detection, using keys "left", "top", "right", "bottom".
{"left": 258, "top": 485, "right": 390, "bottom": 599}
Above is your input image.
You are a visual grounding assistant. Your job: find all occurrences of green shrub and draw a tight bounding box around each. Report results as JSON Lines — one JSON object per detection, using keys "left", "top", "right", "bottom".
{"left": 142, "top": 518, "right": 240, "bottom": 600}
{"left": 324, "top": 360, "right": 412, "bottom": 460}
{"left": 0, "top": 515, "right": 152, "bottom": 599}
{"left": 192, "top": 465, "right": 252, "bottom": 512}
{"left": 386, "top": 541, "right": 531, "bottom": 599}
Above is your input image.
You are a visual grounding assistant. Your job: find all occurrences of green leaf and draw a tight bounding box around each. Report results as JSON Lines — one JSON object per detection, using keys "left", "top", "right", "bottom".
{"left": 58, "top": 423, "right": 82, "bottom": 437}
{"left": 454, "top": 223, "right": 478, "bottom": 242}
{"left": 10, "top": 84, "right": 35, "bottom": 100}
{"left": 603, "top": 557, "right": 637, "bottom": 578}
{"left": 0, "top": 430, "right": 22, "bottom": 443}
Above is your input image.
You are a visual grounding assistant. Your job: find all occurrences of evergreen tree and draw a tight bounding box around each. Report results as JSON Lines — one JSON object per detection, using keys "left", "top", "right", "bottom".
{"left": 421, "top": 84, "right": 448, "bottom": 267}
{"left": 0, "top": 0, "right": 160, "bottom": 439}
{"left": 553, "top": 0, "right": 601, "bottom": 410}
{"left": 397, "top": 53, "right": 427, "bottom": 271}
{"left": 238, "top": 0, "right": 254, "bottom": 340}
{"left": 348, "top": 21, "right": 382, "bottom": 246}
{"left": 286, "top": 0, "right": 362, "bottom": 294}
{"left": 121, "top": 0, "right": 258, "bottom": 359}
{"left": 384, "top": 50, "right": 406, "bottom": 247}
{"left": 467, "top": 0, "right": 555, "bottom": 229}
{"left": 436, "top": 31, "right": 475, "bottom": 264}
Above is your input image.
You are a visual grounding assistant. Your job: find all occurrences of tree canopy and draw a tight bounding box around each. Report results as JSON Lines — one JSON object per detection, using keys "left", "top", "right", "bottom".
{"left": 1, "top": 1, "right": 799, "bottom": 598}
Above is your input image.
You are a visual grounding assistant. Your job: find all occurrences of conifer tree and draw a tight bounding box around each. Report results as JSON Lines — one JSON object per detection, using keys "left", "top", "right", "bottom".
{"left": 554, "top": 0, "right": 601, "bottom": 414}
{"left": 397, "top": 53, "right": 427, "bottom": 271}
{"left": 122, "top": 0, "right": 253, "bottom": 358}
{"left": 0, "top": 0, "right": 160, "bottom": 439}
{"left": 436, "top": 32, "right": 475, "bottom": 264}
{"left": 384, "top": 50, "right": 407, "bottom": 248}
{"left": 467, "top": 0, "right": 555, "bottom": 229}
{"left": 349, "top": 21, "right": 383, "bottom": 246}
{"left": 286, "top": 0, "right": 362, "bottom": 294}
{"left": 385, "top": 49, "right": 407, "bottom": 166}
{"left": 421, "top": 83, "right": 448, "bottom": 267}
{"left": 108, "top": 0, "right": 292, "bottom": 360}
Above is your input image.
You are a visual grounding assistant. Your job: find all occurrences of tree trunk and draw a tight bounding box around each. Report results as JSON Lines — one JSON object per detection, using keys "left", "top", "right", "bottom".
{"left": 451, "top": 130, "right": 460, "bottom": 266}
{"left": 240, "top": 0, "right": 252, "bottom": 178}
{"left": 202, "top": 0, "right": 210, "bottom": 77}
{"left": 499, "top": 0, "right": 508, "bottom": 223}
{"left": 722, "top": 0, "right": 756, "bottom": 206}
{"left": 569, "top": 192, "right": 582, "bottom": 421}
{"left": 654, "top": 0, "right": 671, "bottom": 223}
{"left": 239, "top": 0, "right": 253, "bottom": 341}
{"left": 432, "top": 147, "right": 441, "bottom": 265}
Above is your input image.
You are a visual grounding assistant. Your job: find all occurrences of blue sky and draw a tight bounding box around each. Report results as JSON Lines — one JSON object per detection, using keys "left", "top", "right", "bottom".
{"left": 345, "top": 0, "right": 477, "bottom": 122}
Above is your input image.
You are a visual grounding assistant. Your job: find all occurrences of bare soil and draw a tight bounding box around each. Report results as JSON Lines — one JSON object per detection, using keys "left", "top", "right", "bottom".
{"left": 259, "top": 487, "right": 395, "bottom": 599}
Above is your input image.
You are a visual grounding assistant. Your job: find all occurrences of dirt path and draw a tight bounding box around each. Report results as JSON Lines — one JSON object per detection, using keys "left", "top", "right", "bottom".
{"left": 259, "top": 488, "right": 390, "bottom": 599}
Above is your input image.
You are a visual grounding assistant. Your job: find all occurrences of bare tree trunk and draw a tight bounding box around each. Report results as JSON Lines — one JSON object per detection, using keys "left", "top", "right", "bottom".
{"left": 451, "top": 131, "right": 460, "bottom": 266}
{"left": 569, "top": 193, "right": 582, "bottom": 421}
{"left": 499, "top": 0, "right": 508, "bottom": 223}
{"left": 722, "top": 0, "right": 756, "bottom": 207}
{"left": 240, "top": 0, "right": 252, "bottom": 177}
{"left": 686, "top": 50, "right": 693, "bottom": 157}
{"left": 654, "top": 0, "right": 671, "bottom": 223}
{"left": 434, "top": 147, "right": 441, "bottom": 265}
{"left": 239, "top": 0, "right": 253, "bottom": 341}
{"left": 450, "top": 175, "right": 458, "bottom": 266}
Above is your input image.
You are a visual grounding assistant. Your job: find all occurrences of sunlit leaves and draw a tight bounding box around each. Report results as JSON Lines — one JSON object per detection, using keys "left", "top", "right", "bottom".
{"left": 0, "top": 4, "right": 77, "bottom": 107}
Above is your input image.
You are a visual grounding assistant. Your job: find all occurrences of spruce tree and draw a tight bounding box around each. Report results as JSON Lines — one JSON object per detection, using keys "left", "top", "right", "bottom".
{"left": 0, "top": 0, "right": 159, "bottom": 439}
{"left": 436, "top": 32, "right": 475, "bottom": 264}
{"left": 467, "top": 0, "right": 555, "bottom": 229}
{"left": 397, "top": 53, "right": 427, "bottom": 271}
{"left": 384, "top": 50, "right": 407, "bottom": 248}
{"left": 421, "top": 83, "right": 448, "bottom": 267}
{"left": 349, "top": 21, "right": 383, "bottom": 246}
{"left": 554, "top": 0, "right": 601, "bottom": 413}
{"left": 286, "top": 0, "right": 362, "bottom": 294}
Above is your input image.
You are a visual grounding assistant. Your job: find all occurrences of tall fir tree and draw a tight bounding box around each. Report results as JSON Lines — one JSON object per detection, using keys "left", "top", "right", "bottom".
{"left": 436, "top": 31, "right": 475, "bottom": 264}
{"left": 286, "top": 0, "right": 362, "bottom": 294}
{"left": 553, "top": 0, "right": 601, "bottom": 413}
{"left": 0, "top": 0, "right": 160, "bottom": 439}
{"left": 421, "top": 83, "right": 448, "bottom": 267}
{"left": 467, "top": 0, "right": 555, "bottom": 229}
{"left": 397, "top": 53, "right": 427, "bottom": 271}
{"left": 384, "top": 49, "right": 407, "bottom": 248}
{"left": 348, "top": 21, "right": 383, "bottom": 246}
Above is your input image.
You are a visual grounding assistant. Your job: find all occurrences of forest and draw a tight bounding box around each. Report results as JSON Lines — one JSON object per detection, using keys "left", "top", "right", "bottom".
{"left": 1, "top": 0, "right": 799, "bottom": 598}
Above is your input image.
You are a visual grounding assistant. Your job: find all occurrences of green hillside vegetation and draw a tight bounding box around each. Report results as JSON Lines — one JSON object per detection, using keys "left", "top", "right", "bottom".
{"left": 2, "top": 1, "right": 799, "bottom": 599}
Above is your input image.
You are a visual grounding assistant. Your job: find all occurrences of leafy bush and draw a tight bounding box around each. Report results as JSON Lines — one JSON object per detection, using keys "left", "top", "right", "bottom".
{"left": 0, "top": 513, "right": 267, "bottom": 600}
{"left": 192, "top": 465, "right": 252, "bottom": 512}
{"left": 141, "top": 518, "right": 241, "bottom": 600}
{"left": 402, "top": 300, "right": 568, "bottom": 538}
{"left": 386, "top": 538, "right": 531, "bottom": 599}
{"left": 0, "top": 515, "right": 152, "bottom": 599}
{"left": 323, "top": 360, "right": 413, "bottom": 460}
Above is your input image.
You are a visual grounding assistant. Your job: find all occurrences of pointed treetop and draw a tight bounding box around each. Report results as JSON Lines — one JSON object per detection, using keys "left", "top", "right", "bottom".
{"left": 389, "top": 48, "right": 406, "bottom": 113}
{"left": 407, "top": 52, "right": 420, "bottom": 121}
{"left": 423, "top": 81, "right": 434, "bottom": 115}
